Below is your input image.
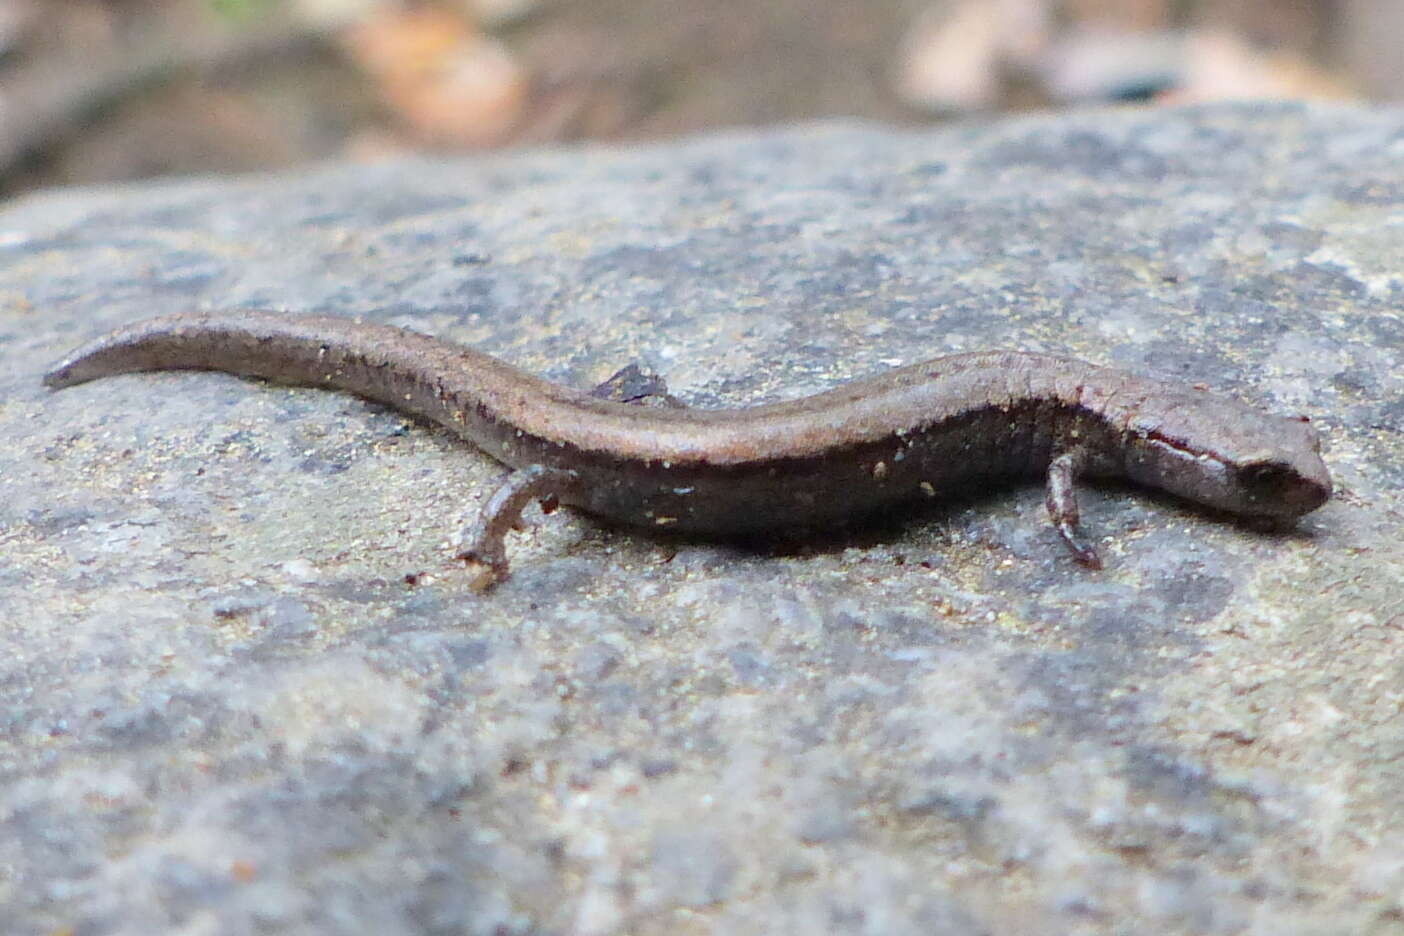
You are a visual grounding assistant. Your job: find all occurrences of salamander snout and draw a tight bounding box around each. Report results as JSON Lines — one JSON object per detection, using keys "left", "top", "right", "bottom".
{"left": 1234, "top": 455, "right": 1332, "bottom": 519}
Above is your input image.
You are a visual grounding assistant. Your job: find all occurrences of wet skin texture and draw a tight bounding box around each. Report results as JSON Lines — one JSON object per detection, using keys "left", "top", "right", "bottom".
{"left": 45, "top": 311, "right": 1332, "bottom": 583}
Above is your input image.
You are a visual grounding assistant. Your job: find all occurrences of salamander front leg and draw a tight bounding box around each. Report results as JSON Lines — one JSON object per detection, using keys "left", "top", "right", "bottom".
{"left": 457, "top": 465, "right": 581, "bottom": 589}
{"left": 1046, "top": 451, "right": 1103, "bottom": 570}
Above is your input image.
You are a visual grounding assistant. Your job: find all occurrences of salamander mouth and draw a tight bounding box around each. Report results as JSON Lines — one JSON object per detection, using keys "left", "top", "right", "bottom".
{"left": 1288, "top": 476, "right": 1331, "bottom": 515}
{"left": 1251, "top": 473, "right": 1331, "bottom": 520}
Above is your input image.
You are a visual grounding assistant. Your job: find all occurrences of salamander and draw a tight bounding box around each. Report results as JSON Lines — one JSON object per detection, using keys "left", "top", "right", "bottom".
{"left": 43, "top": 311, "right": 1332, "bottom": 584}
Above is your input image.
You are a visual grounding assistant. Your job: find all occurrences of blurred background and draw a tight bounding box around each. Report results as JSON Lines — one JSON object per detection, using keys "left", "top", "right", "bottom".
{"left": 1, "top": 0, "right": 1398, "bottom": 197}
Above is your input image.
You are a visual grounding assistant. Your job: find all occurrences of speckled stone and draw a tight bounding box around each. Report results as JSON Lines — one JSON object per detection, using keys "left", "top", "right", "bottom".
{"left": 2, "top": 102, "right": 1403, "bottom": 935}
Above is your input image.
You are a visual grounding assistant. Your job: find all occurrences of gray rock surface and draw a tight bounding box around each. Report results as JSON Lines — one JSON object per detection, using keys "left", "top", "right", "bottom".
{"left": 2, "top": 102, "right": 1403, "bottom": 935}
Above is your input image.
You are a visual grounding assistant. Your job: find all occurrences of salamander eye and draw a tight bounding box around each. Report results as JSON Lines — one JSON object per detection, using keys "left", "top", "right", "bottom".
{"left": 1238, "top": 457, "right": 1330, "bottom": 517}
{"left": 1241, "top": 461, "right": 1294, "bottom": 490}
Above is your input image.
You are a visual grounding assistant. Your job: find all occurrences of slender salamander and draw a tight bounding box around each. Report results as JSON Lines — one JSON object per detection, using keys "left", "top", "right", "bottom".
{"left": 44, "top": 311, "right": 1331, "bottom": 584}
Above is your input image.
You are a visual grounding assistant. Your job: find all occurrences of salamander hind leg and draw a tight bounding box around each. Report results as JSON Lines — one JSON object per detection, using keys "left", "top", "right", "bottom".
{"left": 589, "top": 364, "right": 685, "bottom": 408}
{"left": 1046, "top": 450, "right": 1103, "bottom": 570}
{"left": 457, "top": 465, "right": 582, "bottom": 589}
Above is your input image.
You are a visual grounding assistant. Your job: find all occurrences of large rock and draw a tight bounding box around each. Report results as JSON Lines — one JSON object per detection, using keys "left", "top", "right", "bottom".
{"left": 2, "top": 102, "right": 1401, "bottom": 934}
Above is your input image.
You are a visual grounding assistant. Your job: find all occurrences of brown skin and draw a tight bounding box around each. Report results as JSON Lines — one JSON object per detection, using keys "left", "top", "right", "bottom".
{"left": 44, "top": 311, "right": 1332, "bottom": 583}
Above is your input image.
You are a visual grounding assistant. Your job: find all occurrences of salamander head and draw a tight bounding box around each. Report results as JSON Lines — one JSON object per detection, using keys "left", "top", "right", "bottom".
{"left": 1123, "top": 404, "right": 1331, "bottom": 521}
